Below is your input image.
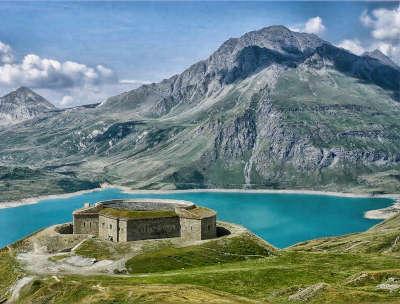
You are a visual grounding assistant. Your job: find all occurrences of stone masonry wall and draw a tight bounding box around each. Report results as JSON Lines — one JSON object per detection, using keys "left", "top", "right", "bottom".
{"left": 201, "top": 216, "right": 217, "bottom": 240}
{"left": 118, "top": 219, "right": 128, "bottom": 242}
{"left": 98, "top": 215, "right": 120, "bottom": 242}
{"left": 180, "top": 218, "right": 202, "bottom": 241}
{"left": 126, "top": 216, "right": 181, "bottom": 241}
{"left": 73, "top": 214, "right": 99, "bottom": 235}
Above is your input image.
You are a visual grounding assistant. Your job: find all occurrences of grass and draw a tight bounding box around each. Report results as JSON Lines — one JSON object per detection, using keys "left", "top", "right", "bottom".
{"left": 7, "top": 216, "right": 400, "bottom": 303}
{"left": 0, "top": 248, "right": 23, "bottom": 301}
{"left": 74, "top": 238, "right": 137, "bottom": 261}
{"left": 17, "top": 278, "right": 258, "bottom": 304}
{"left": 48, "top": 253, "right": 70, "bottom": 262}
{"left": 290, "top": 213, "right": 400, "bottom": 254}
{"left": 126, "top": 234, "right": 275, "bottom": 274}
{"left": 74, "top": 239, "right": 116, "bottom": 260}
{"left": 14, "top": 251, "right": 400, "bottom": 303}
{"left": 99, "top": 207, "right": 177, "bottom": 219}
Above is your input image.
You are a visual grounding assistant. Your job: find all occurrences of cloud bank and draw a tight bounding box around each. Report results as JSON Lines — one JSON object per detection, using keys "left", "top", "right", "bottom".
{"left": 337, "top": 39, "right": 365, "bottom": 55}
{"left": 338, "top": 6, "right": 400, "bottom": 64}
{"left": 0, "top": 41, "right": 123, "bottom": 107}
{"left": 0, "top": 51, "right": 117, "bottom": 89}
{"left": 360, "top": 7, "right": 400, "bottom": 41}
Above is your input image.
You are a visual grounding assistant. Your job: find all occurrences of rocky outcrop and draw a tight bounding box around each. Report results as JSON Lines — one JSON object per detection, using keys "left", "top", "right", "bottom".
{"left": 214, "top": 107, "right": 257, "bottom": 160}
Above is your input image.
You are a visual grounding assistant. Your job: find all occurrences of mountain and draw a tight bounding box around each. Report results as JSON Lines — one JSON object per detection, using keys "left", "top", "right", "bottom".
{"left": 363, "top": 49, "right": 399, "bottom": 70}
{"left": 0, "top": 26, "right": 399, "bottom": 202}
{"left": 0, "top": 87, "right": 56, "bottom": 126}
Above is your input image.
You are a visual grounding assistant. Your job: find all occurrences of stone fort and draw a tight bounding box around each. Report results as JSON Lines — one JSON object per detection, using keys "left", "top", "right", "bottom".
{"left": 73, "top": 199, "right": 217, "bottom": 242}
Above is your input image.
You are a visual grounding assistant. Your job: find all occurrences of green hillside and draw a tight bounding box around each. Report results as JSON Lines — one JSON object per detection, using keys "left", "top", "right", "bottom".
{"left": 3, "top": 216, "right": 400, "bottom": 303}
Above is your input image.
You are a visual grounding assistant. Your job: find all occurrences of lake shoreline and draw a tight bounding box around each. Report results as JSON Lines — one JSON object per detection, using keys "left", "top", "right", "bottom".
{"left": 0, "top": 182, "right": 398, "bottom": 210}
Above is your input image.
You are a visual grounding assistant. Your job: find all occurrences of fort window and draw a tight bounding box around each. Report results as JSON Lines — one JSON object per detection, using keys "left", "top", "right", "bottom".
{"left": 208, "top": 225, "right": 210, "bottom": 231}
{"left": 110, "top": 224, "right": 112, "bottom": 229}
{"left": 83, "top": 222, "right": 86, "bottom": 227}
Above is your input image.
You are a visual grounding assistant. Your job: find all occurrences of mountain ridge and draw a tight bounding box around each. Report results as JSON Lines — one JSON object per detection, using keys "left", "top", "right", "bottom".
{"left": 363, "top": 49, "right": 399, "bottom": 70}
{"left": 102, "top": 25, "right": 399, "bottom": 119}
{"left": 0, "top": 25, "right": 399, "bottom": 202}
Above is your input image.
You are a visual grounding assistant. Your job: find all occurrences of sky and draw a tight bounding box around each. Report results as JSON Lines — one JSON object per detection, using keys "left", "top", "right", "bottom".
{"left": 0, "top": 1, "right": 398, "bottom": 107}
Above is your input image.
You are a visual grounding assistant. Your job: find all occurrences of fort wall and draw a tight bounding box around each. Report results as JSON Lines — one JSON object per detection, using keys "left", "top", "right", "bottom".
{"left": 126, "top": 217, "right": 181, "bottom": 241}
{"left": 73, "top": 213, "right": 99, "bottom": 235}
{"left": 201, "top": 216, "right": 217, "bottom": 240}
{"left": 73, "top": 199, "right": 217, "bottom": 242}
{"left": 180, "top": 217, "right": 202, "bottom": 241}
{"left": 98, "top": 215, "right": 121, "bottom": 242}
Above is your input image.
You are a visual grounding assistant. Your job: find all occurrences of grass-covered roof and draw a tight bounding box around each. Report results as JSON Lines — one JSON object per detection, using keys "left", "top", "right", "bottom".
{"left": 99, "top": 207, "right": 177, "bottom": 219}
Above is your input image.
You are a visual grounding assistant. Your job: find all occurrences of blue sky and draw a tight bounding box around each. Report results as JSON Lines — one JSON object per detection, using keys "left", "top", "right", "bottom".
{"left": 0, "top": 1, "right": 398, "bottom": 106}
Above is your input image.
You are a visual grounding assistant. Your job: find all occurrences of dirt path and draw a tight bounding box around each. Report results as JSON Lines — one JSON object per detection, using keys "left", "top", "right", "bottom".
{"left": 17, "top": 243, "right": 125, "bottom": 276}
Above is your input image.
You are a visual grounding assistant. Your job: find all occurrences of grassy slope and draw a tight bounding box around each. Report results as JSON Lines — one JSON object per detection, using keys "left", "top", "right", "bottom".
{"left": 290, "top": 213, "right": 400, "bottom": 254}
{"left": 1, "top": 67, "right": 400, "bottom": 203}
{"left": 125, "top": 233, "right": 275, "bottom": 273}
{"left": 14, "top": 251, "right": 400, "bottom": 303}
{"left": 261, "top": 69, "right": 400, "bottom": 192}
{"left": 4, "top": 216, "right": 400, "bottom": 303}
{"left": 0, "top": 248, "right": 24, "bottom": 302}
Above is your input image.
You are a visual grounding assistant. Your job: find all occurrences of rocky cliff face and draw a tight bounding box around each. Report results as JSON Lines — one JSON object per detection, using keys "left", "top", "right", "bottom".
{"left": 0, "top": 26, "right": 399, "bottom": 200}
{"left": 0, "top": 87, "right": 56, "bottom": 126}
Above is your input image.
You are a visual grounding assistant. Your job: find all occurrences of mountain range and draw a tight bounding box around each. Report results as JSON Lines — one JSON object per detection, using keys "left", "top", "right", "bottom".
{"left": 0, "top": 25, "right": 399, "bottom": 202}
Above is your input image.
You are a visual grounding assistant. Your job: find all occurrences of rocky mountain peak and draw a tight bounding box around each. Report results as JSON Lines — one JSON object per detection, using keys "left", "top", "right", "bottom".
{"left": 362, "top": 49, "right": 399, "bottom": 69}
{"left": 4, "top": 87, "right": 52, "bottom": 105}
{"left": 102, "top": 25, "right": 399, "bottom": 117}
{"left": 213, "top": 25, "right": 326, "bottom": 64}
{"left": 0, "top": 87, "right": 56, "bottom": 126}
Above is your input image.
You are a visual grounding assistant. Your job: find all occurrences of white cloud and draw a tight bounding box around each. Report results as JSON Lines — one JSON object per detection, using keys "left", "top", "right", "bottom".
{"left": 291, "top": 17, "right": 326, "bottom": 35}
{"left": 60, "top": 95, "right": 74, "bottom": 107}
{"left": 0, "top": 53, "right": 117, "bottom": 89}
{"left": 338, "top": 6, "right": 400, "bottom": 65}
{"left": 0, "top": 41, "right": 14, "bottom": 64}
{"left": 337, "top": 39, "right": 365, "bottom": 55}
{"left": 303, "top": 16, "right": 326, "bottom": 35}
{"left": 360, "top": 7, "right": 400, "bottom": 41}
{"left": 34, "top": 81, "right": 144, "bottom": 108}
{"left": 0, "top": 42, "right": 117, "bottom": 91}
{"left": 119, "top": 79, "right": 151, "bottom": 85}
{"left": 0, "top": 41, "right": 122, "bottom": 107}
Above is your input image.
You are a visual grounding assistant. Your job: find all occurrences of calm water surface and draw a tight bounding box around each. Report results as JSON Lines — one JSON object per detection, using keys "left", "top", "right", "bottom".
{"left": 0, "top": 188, "right": 393, "bottom": 248}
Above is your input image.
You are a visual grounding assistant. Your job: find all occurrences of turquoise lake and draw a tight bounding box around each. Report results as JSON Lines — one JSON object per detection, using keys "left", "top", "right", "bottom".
{"left": 0, "top": 188, "right": 394, "bottom": 248}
